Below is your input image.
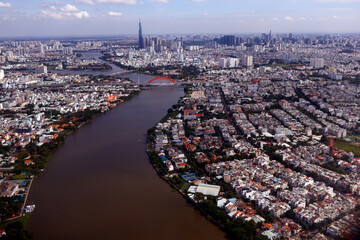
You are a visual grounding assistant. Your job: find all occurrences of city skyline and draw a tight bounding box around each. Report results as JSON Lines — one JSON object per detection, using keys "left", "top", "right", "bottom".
{"left": 0, "top": 0, "right": 359, "bottom": 37}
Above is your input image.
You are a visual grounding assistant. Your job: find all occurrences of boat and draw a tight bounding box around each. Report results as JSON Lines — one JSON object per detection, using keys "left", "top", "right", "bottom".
{"left": 25, "top": 204, "right": 36, "bottom": 213}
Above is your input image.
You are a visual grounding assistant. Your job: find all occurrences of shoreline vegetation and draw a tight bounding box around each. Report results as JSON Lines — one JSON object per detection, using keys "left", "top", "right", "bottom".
{"left": 44, "top": 62, "right": 112, "bottom": 72}
{"left": 0, "top": 89, "right": 141, "bottom": 239}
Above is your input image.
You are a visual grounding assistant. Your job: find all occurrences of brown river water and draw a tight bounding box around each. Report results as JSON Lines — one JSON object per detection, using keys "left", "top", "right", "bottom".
{"left": 26, "top": 86, "right": 226, "bottom": 240}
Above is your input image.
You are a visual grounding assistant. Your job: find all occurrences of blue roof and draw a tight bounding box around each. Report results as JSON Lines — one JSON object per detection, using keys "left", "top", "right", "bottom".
{"left": 181, "top": 173, "right": 198, "bottom": 181}
{"left": 20, "top": 180, "right": 28, "bottom": 187}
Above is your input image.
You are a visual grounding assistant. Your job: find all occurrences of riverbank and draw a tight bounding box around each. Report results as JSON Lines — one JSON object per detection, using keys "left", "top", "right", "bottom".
{"left": 146, "top": 126, "right": 230, "bottom": 238}
{"left": 147, "top": 148, "right": 229, "bottom": 235}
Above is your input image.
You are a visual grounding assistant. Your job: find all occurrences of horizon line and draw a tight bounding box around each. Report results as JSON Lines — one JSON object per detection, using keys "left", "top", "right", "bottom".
{"left": 0, "top": 32, "right": 360, "bottom": 41}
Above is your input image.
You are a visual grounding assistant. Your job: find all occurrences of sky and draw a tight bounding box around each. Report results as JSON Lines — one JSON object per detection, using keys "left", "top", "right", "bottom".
{"left": 0, "top": 0, "right": 359, "bottom": 37}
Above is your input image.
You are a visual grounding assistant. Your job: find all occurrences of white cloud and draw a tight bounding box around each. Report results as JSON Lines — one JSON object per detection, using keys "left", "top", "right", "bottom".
{"left": 41, "top": 9, "right": 63, "bottom": 20}
{"left": 272, "top": 17, "right": 279, "bottom": 21}
{"left": 203, "top": 13, "right": 209, "bottom": 16}
{"left": 150, "top": 0, "right": 169, "bottom": 3}
{"left": 333, "top": 15, "right": 340, "bottom": 19}
{"left": 108, "top": 11, "right": 123, "bottom": 16}
{"left": 96, "top": 0, "right": 137, "bottom": 4}
{"left": 285, "top": 16, "right": 293, "bottom": 21}
{"left": 40, "top": 6, "right": 90, "bottom": 20}
{"left": 73, "top": 11, "right": 90, "bottom": 19}
{"left": 299, "top": 17, "right": 307, "bottom": 21}
{"left": 60, "top": 4, "right": 78, "bottom": 12}
{"left": 75, "top": 0, "right": 95, "bottom": 5}
{"left": 0, "top": 2, "right": 11, "bottom": 8}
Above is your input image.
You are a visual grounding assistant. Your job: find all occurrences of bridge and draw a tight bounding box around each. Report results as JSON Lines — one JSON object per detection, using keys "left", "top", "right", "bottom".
{"left": 144, "top": 76, "right": 177, "bottom": 86}
{"left": 139, "top": 77, "right": 210, "bottom": 88}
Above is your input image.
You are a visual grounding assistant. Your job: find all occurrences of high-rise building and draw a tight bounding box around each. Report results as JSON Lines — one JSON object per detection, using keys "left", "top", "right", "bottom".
{"left": 39, "top": 44, "right": 45, "bottom": 54}
{"left": 6, "top": 51, "right": 14, "bottom": 62}
{"left": 310, "top": 58, "right": 324, "bottom": 69}
{"left": 220, "top": 35, "right": 235, "bottom": 46}
{"left": 241, "top": 55, "right": 253, "bottom": 67}
{"left": 269, "top": 30, "right": 272, "bottom": 42}
{"left": 235, "top": 37, "right": 243, "bottom": 46}
{"left": 218, "top": 57, "right": 239, "bottom": 68}
{"left": 63, "top": 47, "right": 73, "bottom": 55}
{"left": 35, "top": 64, "right": 47, "bottom": 75}
{"left": 138, "top": 19, "right": 144, "bottom": 49}
{"left": 128, "top": 50, "right": 134, "bottom": 61}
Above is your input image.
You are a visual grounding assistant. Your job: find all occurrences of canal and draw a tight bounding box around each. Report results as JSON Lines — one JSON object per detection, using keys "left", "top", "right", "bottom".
{"left": 26, "top": 53, "right": 226, "bottom": 239}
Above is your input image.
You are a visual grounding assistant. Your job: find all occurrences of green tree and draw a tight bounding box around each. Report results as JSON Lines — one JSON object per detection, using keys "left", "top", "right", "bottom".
{"left": 4, "top": 221, "right": 33, "bottom": 240}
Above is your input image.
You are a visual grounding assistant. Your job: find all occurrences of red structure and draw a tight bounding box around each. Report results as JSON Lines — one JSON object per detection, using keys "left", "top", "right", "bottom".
{"left": 327, "top": 136, "right": 335, "bottom": 148}
{"left": 147, "top": 76, "right": 176, "bottom": 85}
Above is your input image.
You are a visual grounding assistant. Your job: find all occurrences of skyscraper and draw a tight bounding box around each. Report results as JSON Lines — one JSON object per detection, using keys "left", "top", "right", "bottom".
{"left": 269, "top": 30, "right": 272, "bottom": 42}
{"left": 221, "top": 35, "right": 235, "bottom": 46}
{"left": 138, "top": 19, "right": 144, "bottom": 49}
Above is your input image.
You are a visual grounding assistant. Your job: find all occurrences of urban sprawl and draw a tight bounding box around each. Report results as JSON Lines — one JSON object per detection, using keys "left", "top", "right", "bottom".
{"left": 1, "top": 31, "right": 360, "bottom": 240}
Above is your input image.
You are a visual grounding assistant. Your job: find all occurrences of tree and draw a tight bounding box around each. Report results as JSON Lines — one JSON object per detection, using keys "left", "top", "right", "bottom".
{"left": 194, "top": 192, "right": 204, "bottom": 202}
{"left": 284, "top": 209, "right": 295, "bottom": 219}
{"left": 4, "top": 221, "right": 33, "bottom": 240}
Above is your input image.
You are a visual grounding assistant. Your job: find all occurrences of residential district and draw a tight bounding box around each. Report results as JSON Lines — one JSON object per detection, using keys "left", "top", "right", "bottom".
{"left": 0, "top": 32, "right": 359, "bottom": 239}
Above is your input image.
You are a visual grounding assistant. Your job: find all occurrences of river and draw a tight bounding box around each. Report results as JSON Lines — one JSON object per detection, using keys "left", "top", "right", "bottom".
{"left": 49, "top": 51, "right": 126, "bottom": 76}
{"left": 26, "top": 52, "right": 226, "bottom": 240}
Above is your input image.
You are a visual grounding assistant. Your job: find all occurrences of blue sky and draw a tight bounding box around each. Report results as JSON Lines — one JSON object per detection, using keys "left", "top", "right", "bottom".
{"left": 0, "top": 0, "right": 359, "bottom": 37}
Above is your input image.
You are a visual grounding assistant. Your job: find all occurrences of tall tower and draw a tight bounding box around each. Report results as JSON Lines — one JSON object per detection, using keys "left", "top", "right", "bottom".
{"left": 269, "top": 30, "right": 272, "bottom": 42}
{"left": 138, "top": 19, "right": 144, "bottom": 49}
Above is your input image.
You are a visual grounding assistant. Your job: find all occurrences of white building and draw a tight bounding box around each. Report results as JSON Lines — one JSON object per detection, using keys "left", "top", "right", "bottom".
{"left": 35, "top": 65, "right": 48, "bottom": 75}
{"left": 0, "top": 69, "right": 4, "bottom": 81}
{"left": 6, "top": 51, "right": 14, "bottom": 62}
{"left": 196, "top": 184, "right": 221, "bottom": 196}
{"left": 219, "top": 57, "right": 239, "bottom": 68}
{"left": 241, "top": 55, "right": 253, "bottom": 67}
{"left": 228, "top": 58, "right": 239, "bottom": 68}
{"left": 63, "top": 47, "right": 73, "bottom": 55}
{"left": 310, "top": 58, "right": 324, "bottom": 69}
